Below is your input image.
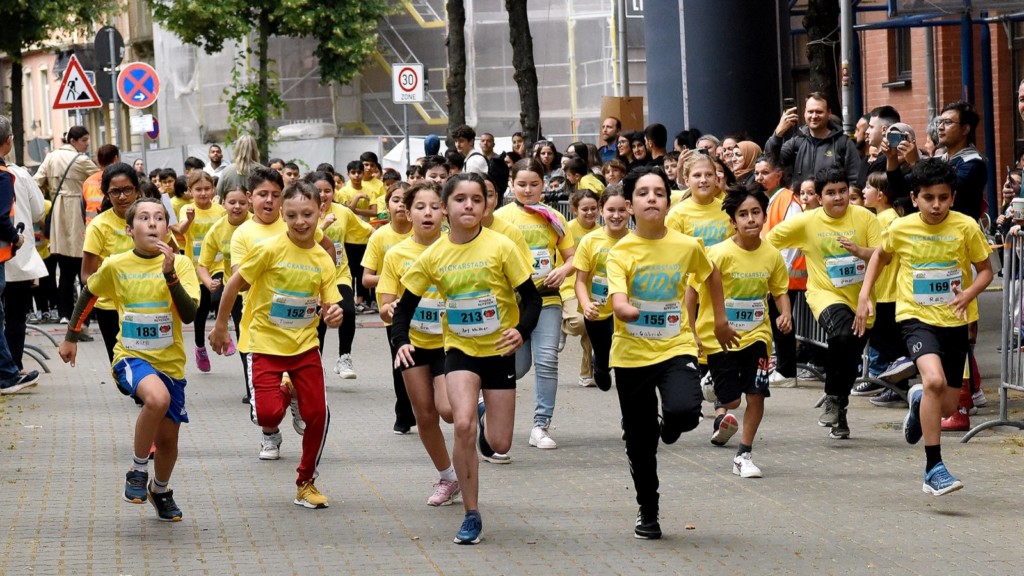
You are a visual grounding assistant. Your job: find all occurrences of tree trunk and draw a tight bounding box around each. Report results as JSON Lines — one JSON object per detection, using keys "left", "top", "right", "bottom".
{"left": 10, "top": 60, "right": 25, "bottom": 165}
{"left": 803, "top": 0, "right": 841, "bottom": 113}
{"left": 257, "top": 8, "right": 271, "bottom": 164}
{"left": 445, "top": 0, "right": 467, "bottom": 143}
{"left": 505, "top": 0, "right": 540, "bottom": 147}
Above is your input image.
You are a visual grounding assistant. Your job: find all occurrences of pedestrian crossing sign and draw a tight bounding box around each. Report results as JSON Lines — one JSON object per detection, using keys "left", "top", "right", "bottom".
{"left": 52, "top": 54, "right": 103, "bottom": 110}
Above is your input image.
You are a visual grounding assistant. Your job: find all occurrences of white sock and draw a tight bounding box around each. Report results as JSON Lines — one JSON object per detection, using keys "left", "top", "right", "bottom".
{"left": 150, "top": 478, "right": 170, "bottom": 494}
{"left": 131, "top": 454, "right": 149, "bottom": 473}
{"left": 439, "top": 465, "right": 457, "bottom": 482}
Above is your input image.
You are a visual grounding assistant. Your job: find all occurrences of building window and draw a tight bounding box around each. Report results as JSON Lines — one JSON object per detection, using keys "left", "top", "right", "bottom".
{"left": 894, "top": 27, "right": 912, "bottom": 81}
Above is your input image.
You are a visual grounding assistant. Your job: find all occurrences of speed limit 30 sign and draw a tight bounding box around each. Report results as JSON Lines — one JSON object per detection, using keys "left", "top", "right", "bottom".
{"left": 392, "top": 63, "right": 425, "bottom": 104}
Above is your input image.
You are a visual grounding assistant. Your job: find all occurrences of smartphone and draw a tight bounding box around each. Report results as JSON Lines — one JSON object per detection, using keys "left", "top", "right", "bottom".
{"left": 886, "top": 131, "right": 907, "bottom": 148}
{"left": 782, "top": 97, "right": 795, "bottom": 112}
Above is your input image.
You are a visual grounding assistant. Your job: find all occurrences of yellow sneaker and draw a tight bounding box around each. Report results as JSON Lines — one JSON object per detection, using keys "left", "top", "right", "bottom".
{"left": 294, "top": 481, "right": 329, "bottom": 509}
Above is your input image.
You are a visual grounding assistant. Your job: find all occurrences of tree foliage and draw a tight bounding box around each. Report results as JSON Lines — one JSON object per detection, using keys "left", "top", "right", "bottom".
{"left": 151, "top": 0, "right": 393, "bottom": 160}
{"left": 2, "top": 0, "right": 119, "bottom": 164}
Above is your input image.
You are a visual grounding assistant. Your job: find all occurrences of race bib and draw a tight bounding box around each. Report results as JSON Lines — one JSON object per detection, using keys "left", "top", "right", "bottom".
{"left": 726, "top": 298, "right": 766, "bottom": 332}
{"left": 446, "top": 294, "right": 500, "bottom": 336}
{"left": 121, "top": 312, "right": 173, "bottom": 351}
{"left": 411, "top": 295, "right": 445, "bottom": 335}
{"left": 591, "top": 275, "right": 609, "bottom": 305}
{"left": 333, "top": 241, "right": 345, "bottom": 268}
{"left": 531, "top": 248, "right": 553, "bottom": 279}
{"left": 626, "top": 299, "right": 681, "bottom": 339}
{"left": 825, "top": 255, "right": 866, "bottom": 288}
{"left": 269, "top": 293, "right": 318, "bottom": 329}
{"left": 912, "top": 268, "right": 961, "bottom": 306}
{"left": 192, "top": 240, "right": 203, "bottom": 259}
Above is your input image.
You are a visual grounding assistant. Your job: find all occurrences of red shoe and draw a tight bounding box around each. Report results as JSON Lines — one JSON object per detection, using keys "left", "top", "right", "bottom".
{"left": 941, "top": 409, "right": 970, "bottom": 431}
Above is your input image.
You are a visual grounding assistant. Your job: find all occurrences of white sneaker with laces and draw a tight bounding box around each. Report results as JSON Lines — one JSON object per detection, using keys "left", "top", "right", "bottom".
{"left": 578, "top": 376, "right": 596, "bottom": 388}
{"left": 259, "top": 432, "right": 282, "bottom": 460}
{"left": 529, "top": 425, "right": 557, "bottom": 449}
{"left": 483, "top": 452, "right": 512, "bottom": 464}
{"left": 334, "top": 354, "right": 357, "bottom": 379}
{"left": 768, "top": 370, "right": 797, "bottom": 388}
{"left": 971, "top": 389, "right": 987, "bottom": 408}
{"left": 290, "top": 396, "right": 305, "bottom": 436}
{"left": 732, "top": 452, "right": 763, "bottom": 478}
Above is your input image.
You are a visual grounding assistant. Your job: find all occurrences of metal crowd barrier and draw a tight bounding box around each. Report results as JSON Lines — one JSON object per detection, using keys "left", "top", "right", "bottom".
{"left": 962, "top": 231, "right": 1024, "bottom": 442}
{"left": 24, "top": 324, "right": 59, "bottom": 374}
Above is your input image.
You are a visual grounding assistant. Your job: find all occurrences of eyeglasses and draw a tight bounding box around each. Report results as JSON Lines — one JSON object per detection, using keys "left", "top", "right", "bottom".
{"left": 936, "top": 119, "right": 961, "bottom": 128}
{"left": 107, "top": 186, "right": 136, "bottom": 198}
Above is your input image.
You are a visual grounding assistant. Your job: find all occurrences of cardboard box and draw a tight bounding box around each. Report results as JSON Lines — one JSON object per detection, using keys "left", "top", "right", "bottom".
{"left": 601, "top": 96, "right": 645, "bottom": 132}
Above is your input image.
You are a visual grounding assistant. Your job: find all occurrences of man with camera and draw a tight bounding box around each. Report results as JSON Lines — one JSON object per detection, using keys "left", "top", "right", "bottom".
{"left": 765, "top": 92, "right": 862, "bottom": 188}
{"left": 857, "top": 106, "right": 901, "bottom": 188}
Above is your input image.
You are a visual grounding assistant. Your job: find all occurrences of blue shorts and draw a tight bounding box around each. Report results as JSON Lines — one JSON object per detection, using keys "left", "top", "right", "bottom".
{"left": 113, "top": 358, "right": 190, "bottom": 424}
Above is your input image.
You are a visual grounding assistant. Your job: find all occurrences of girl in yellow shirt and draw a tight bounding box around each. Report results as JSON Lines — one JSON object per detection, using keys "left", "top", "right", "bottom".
{"left": 561, "top": 189, "right": 600, "bottom": 387}
{"left": 210, "top": 182, "right": 344, "bottom": 510}
{"left": 391, "top": 172, "right": 541, "bottom": 545}
{"left": 573, "top": 185, "right": 629, "bottom": 392}
{"left": 666, "top": 153, "right": 734, "bottom": 247}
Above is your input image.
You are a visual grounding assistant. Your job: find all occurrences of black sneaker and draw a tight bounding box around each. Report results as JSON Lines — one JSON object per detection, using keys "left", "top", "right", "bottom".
{"left": 477, "top": 401, "right": 495, "bottom": 458}
{"left": 869, "top": 388, "right": 908, "bottom": 408}
{"left": 818, "top": 395, "right": 839, "bottom": 427}
{"left": 634, "top": 506, "right": 662, "bottom": 539}
{"left": 148, "top": 486, "right": 183, "bottom": 522}
{"left": 123, "top": 469, "right": 148, "bottom": 503}
{"left": 829, "top": 408, "right": 850, "bottom": 439}
{"left": 594, "top": 369, "right": 612, "bottom": 392}
{"left": 851, "top": 381, "right": 884, "bottom": 396}
{"left": 0, "top": 371, "right": 40, "bottom": 395}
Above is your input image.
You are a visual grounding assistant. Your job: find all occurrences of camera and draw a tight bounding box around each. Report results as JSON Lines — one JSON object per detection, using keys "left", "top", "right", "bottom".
{"left": 886, "top": 131, "right": 907, "bottom": 148}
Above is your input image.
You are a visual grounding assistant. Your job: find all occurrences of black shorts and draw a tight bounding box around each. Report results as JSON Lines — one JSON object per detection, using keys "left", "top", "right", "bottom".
{"left": 707, "top": 341, "right": 771, "bottom": 404}
{"left": 400, "top": 346, "right": 446, "bottom": 377}
{"left": 900, "top": 320, "right": 969, "bottom": 389}
{"left": 817, "top": 303, "right": 859, "bottom": 340}
{"left": 444, "top": 348, "right": 516, "bottom": 390}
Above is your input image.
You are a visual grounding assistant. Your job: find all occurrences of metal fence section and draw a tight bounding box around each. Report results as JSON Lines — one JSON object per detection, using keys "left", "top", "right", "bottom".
{"left": 962, "top": 231, "right": 1024, "bottom": 442}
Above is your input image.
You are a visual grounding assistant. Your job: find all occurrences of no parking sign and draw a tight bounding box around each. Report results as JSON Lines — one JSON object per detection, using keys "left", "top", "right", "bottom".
{"left": 117, "top": 62, "right": 161, "bottom": 109}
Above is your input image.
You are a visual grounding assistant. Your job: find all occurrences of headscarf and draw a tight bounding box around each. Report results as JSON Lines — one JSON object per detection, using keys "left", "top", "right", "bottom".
{"left": 732, "top": 141, "right": 762, "bottom": 180}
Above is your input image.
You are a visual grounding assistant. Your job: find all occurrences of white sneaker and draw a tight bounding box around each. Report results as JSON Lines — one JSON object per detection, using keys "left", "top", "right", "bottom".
{"left": 483, "top": 452, "right": 513, "bottom": 464}
{"left": 732, "top": 452, "right": 763, "bottom": 478}
{"left": 259, "top": 432, "right": 282, "bottom": 460}
{"left": 701, "top": 371, "right": 717, "bottom": 402}
{"left": 972, "top": 389, "right": 987, "bottom": 408}
{"left": 578, "top": 376, "right": 596, "bottom": 388}
{"left": 529, "top": 425, "right": 557, "bottom": 449}
{"left": 334, "top": 354, "right": 357, "bottom": 379}
{"left": 768, "top": 370, "right": 796, "bottom": 388}
{"left": 290, "top": 396, "right": 305, "bottom": 436}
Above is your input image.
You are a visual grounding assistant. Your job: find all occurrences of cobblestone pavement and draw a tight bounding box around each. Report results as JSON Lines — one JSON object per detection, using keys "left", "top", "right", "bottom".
{"left": 1, "top": 291, "right": 1021, "bottom": 575}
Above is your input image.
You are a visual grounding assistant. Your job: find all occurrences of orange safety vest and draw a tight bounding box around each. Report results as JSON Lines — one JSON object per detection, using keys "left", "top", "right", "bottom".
{"left": 82, "top": 171, "right": 104, "bottom": 227}
{"left": 764, "top": 187, "right": 807, "bottom": 290}
{"left": 0, "top": 164, "right": 18, "bottom": 263}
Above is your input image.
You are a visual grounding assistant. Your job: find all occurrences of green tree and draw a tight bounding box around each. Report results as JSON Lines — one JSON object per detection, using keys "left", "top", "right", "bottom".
{"left": 152, "top": 0, "right": 393, "bottom": 162}
{"left": 1, "top": 0, "right": 118, "bottom": 164}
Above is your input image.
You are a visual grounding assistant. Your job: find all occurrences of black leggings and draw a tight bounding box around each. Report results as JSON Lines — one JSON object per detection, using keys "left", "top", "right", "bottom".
{"left": 584, "top": 316, "right": 613, "bottom": 380}
{"left": 817, "top": 304, "right": 868, "bottom": 398}
{"left": 2, "top": 280, "right": 33, "bottom": 370}
{"left": 316, "top": 284, "right": 357, "bottom": 355}
{"left": 56, "top": 255, "right": 82, "bottom": 320}
{"left": 384, "top": 325, "right": 416, "bottom": 428}
{"left": 194, "top": 284, "right": 212, "bottom": 347}
{"left": 345, "top": 243, "right": 370, "bottom": 302}
{"left": 33, "top": 256, "right": 58, "bottom": 313}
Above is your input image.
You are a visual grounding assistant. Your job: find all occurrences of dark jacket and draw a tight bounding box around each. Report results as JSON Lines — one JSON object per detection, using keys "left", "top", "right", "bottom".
{"left": 765, "top": 126, "right": 862, "bottom": 187}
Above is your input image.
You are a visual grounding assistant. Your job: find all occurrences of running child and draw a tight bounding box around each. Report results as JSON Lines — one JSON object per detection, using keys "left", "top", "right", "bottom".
{"left": 798, "top": 178, "right": 820, "bottom": 210}
{"left": 686, "top": 183, "right": 791, "bottom": 478}
{"left": 854, "top": 158, "right": 992, "bottom": 496}
{"left": 391, "top": 172, "right": 541, "bottom": 544}
{"left": 307, "top": 171, "right": 368, "bottom": 380}
{"left": 494, "top": 158, "right": 575, "bottom": 450}
{"left": 59, "top": 197, "right": 200, "bottom": 522}
{"left": 378, "top": 181, "right": 460, "bottom": 506}
{"left": 560, "top": 189, "right": 600, "bottom": 387}
{"left": 197, "top": 183, "right": 250, "bottom": 400}
{"left": 573, "top": 184, "right": 630, "bottom": 392}
{"left": 210, "top": 181, "right": 344, "bottom": 509}
{"left": 361, "top": 182, "right": 416, "bottom": 434}
{"left": 170, "top": 171, "right": 225, "bottom": 372}
{"left": 336, "top": 161, "right": 374, "bottom": 313}
{"left": 607, "top": 166, "right": 732, "bottom": 540}
{"left": 767, "top": 167, "right": 882, "bottom": 439}
{"left": 667, "top": 153, "right": 734, "bottom": 248}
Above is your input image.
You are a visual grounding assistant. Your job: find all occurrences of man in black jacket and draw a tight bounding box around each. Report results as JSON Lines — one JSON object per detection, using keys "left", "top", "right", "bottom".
{"left": 765, "top": 92, "right": 862, "bottom": 188}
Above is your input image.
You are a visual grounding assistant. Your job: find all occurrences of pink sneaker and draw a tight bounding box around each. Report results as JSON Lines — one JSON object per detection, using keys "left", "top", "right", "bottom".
{"left": 195, "top": 346, "right": 212, "bottom": 373}
{"left": 426, "top": 478, "right": 461, "bottom": 506}
{"left": 224, "top": 336, "right": 237, "bottom": 357}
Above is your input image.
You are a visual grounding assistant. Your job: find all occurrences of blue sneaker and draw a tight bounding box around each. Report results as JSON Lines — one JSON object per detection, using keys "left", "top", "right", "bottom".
{"left": 477, "top": 401, "right": 495, "bottom": 459}
{"left": 123, "top": 469, "right": 148, "bottom": 504}
{"left": 903, "top": 384, "right": 924, "bottom": 445}
{"left": 454, "top": 510, "right": 482, "bottom": 544}
{"left": 923, "top": 462, "right": 964, "bottom": 496}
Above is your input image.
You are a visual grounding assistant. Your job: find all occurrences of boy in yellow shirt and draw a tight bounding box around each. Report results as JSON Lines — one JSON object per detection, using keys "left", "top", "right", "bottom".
{"left": 59, "top": 198, "right": 201, "bottom": 522}
{"left": 855, "top": 159, "right": 992, "bottom": 496}
{"left": 767, "top": 167, "right": 882, "bottom": 439}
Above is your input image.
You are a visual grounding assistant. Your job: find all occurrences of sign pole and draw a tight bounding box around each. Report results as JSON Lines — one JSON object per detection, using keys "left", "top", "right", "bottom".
{"left": 404, "top": 104, "right": 410, "bottom": 169}
{"left": 107, "top": 27, "right": 121, "bottom": 148}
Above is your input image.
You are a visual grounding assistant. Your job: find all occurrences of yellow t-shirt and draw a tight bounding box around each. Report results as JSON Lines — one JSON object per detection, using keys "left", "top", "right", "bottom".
{"left": 83, "top": 210, "right": 136, "bottom": 311}
{"left": 666, "top": 197, "right": 735, "bottom": 248}
{"left": 236, "top": 233, "right": 343, "bottom": 355}
{"left": 572, "top": 227, "right": 625, "bottom": 321}
{"left": 606, "top": 229, "right": 713, "bottom": 368}
{"left": 87, "top": 251, "right": 200, "bottom": 379}
{"left": 486, "top": 216, "right": 531, "bottom": 257}
{"left": 670, "top": 188, "right": 686, "bottom": 207}
{"left": 882, "top": 211, "right": 991, "bottom": 327}
{"left": 692, "top": 238, "right": 789, "bottom": 356}
{"left": 559, "top": 218, "right": 600, "bottom": 301}
{"left": 378, "top": 236, "right": 446, "bottom": 348}
{"left": 333, "top": 192, "right": 373, "bottom": 244}
{"left": 35, "top": 200, "right": 52, "bottom": 260}
{"left": 766, "top": 204, "right": 882, "bottom": 320}
{"left": 322, "top": 204, "right": 373, "bottom": 287}
{"left": 179, "top": 203, "right": 227, "bottom": 265}
{"left": 199, "top": 214, "right": 251, "bottom": 276}
{"left": 493, "top": 203, "right": 574, "bottom": 307}
{"left": 578, "top": 174, "right": 605, "bottom": 195}
{"left": 874, "top": 208, "right": 900, "bottom": 304}
{"left": 361, "top": 223, "right": 413, "bottom": 274}
{"left": 230, "top": 218, "right": 324, "bottom": 273}
{"left": 401, "top": 227, "right": 533, "bottom": 357}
